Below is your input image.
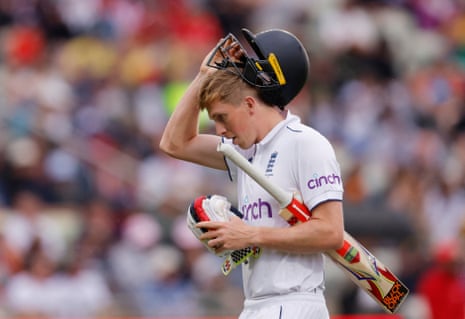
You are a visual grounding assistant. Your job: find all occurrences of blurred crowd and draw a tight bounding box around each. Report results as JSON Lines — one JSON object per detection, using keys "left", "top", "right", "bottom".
{"left": 0, "top": 0, "right": 464, "bottom": 318}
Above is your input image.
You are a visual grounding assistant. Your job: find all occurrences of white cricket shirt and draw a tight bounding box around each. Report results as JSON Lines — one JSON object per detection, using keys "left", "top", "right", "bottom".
{"left": 224, "top": 111, "right": 344, "bottom": 304}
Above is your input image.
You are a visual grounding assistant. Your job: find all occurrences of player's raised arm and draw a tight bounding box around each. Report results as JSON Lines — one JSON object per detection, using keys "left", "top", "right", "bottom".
{"left": 158, "top": 74, "right": 224, "bottom": 169}
{"left": 159, "top": 40, "right": 230, "bottom": 170}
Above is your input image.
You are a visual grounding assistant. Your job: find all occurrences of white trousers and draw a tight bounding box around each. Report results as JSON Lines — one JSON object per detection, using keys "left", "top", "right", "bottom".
{"left": 239, "top": 295, "right": 329, "bottom": 319}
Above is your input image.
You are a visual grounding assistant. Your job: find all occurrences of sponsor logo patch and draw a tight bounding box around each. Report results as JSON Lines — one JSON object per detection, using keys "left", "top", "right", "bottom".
{"left": 307, "top": 173, "right": 342, "bottom": 189}
{"left": 242, "top": 198, "right": 272, "bottom": 221}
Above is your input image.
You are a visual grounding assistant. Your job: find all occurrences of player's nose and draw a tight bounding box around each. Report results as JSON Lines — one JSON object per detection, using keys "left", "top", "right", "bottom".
{"left": 215, "top": 122, "right": 227, "bottom": 136}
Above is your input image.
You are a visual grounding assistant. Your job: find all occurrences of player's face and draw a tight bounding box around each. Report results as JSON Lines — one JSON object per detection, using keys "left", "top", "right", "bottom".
{"left": 208, "top": 100, "right": 255, "bottom": 149}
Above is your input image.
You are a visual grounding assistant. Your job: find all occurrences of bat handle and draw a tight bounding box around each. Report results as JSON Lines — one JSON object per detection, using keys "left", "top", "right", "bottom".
{"left": 286, "top": 197, "right": 312, "bottom": 223}
{"left": 218, "top": 142, "right": 293, "bottom": 206}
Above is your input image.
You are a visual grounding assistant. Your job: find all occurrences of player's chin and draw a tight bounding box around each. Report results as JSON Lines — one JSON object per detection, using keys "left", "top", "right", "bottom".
{"left": 234, "top": 138, "right": 251, "bottom": 150}
{"left": 232, "top": 138, "right": 242, "bottom": 147}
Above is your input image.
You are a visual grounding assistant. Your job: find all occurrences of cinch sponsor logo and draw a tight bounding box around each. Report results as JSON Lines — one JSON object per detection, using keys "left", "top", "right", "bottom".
{"left": 242, "top": 198, "right": 272, "bottom": 221}
{"left": 307, "top": 173, "right": 342, "bottom": 189}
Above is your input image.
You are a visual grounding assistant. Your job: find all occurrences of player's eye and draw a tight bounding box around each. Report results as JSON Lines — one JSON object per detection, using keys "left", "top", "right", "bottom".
{"left": 213, "top": 114, "right": 227, "bottom": 123}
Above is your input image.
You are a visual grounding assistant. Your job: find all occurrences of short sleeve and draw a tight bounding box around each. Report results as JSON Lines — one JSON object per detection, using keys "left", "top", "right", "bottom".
{"left": 295, "top": 132, "right": 344, "bottom": 210}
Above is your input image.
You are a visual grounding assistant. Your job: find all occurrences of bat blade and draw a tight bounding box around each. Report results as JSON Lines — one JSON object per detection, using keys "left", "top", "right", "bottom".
{"left": 217, "top": 142, "right": 409, "bottom": 313}
{"left": 326, "top": 232, "right": 409, "bottom": 313}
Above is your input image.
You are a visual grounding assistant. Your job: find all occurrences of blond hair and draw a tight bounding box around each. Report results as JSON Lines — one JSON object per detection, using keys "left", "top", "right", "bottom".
{"left": 198, "top": 70, "right": 257, "bottom": 110}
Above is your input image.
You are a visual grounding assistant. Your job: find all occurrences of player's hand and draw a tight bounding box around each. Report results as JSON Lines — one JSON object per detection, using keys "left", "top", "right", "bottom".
{"left": 200, "top": 36, "right": 245, "bottom": 75}
{"left": 197, "top": 215, "right": 254, "bottom": 253}
{"left": 199, "top": 38, "right": 224, "bottom": 75}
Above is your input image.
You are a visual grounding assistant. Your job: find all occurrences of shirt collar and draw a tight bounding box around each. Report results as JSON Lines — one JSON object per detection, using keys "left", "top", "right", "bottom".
{"left": 257, "top": 110, "right": 300, "bottom": 147}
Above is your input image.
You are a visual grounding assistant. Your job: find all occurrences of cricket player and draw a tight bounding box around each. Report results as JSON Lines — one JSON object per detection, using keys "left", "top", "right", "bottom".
{"left": 159, "top": 28, "right": 344, "bottom": 319}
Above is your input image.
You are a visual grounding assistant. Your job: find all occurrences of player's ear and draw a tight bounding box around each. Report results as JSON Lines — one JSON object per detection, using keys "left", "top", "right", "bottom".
{"left": 243, "top": 96, "right": 255, "bottom": 112}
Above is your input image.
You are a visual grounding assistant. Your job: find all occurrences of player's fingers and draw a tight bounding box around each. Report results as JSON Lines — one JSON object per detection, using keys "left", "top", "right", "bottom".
{"left": 198, "top": 229, "right": 219, "bottom": 241}
{"left": 200, "top": 37, "right": 224, "bottom": 71}
{"left": 201, "top": 235, "right": 224, "bottom": 251}
{"left": 208, "top": 238, "right": 222, "bottom": 248}
{"left": 230, "top": 43, "right": 244, "bottom": 59}
{"left": 229, "top": 215, "right": 242, "bottom": 222}
{"left": 196, "top": 221, "right": 222, "bottom": 229}
{"left": 223, "top": 40, "right": 244, "bottom": 62}
{"left": 214, "top": 245, "right": 226, "bottom": 255}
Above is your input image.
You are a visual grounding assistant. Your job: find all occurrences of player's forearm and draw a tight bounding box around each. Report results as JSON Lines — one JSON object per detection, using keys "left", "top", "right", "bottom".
{"left": 159, "top": 74, "right": 204, "bottom": 156}
{"left": 253, "top": 220, "right": 344, "bottom": 254}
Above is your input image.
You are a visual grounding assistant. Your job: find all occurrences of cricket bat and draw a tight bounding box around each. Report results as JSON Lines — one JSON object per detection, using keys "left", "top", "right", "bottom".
{"left": 217, "top": 142, "right": 409, "bottom": 314}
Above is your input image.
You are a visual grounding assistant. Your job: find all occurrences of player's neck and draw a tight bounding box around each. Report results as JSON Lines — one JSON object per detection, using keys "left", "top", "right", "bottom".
{"left": 254, "top": 106, "right": 286, "bottom": 143}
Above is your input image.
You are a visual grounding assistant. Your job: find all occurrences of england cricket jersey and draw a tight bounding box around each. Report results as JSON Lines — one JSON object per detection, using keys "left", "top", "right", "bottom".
{"left": 224, "top": 111, "right": 344, "bottom": 303}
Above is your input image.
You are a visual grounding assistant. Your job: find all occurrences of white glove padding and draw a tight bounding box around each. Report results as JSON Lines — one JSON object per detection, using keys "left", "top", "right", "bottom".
{"left": 187, "top": 194, "right": 261, "bottom": 275}
{"left": 187, "top": 194, "right": 241, "bottom": 257}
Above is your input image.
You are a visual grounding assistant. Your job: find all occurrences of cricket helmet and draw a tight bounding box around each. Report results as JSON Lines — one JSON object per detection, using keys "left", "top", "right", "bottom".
{"left": 207, "top": 28, "right": 310, "bottom": 109}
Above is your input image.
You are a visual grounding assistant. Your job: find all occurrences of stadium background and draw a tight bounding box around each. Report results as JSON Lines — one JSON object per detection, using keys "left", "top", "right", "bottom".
{"left": 0, "top": 0, "right": 464, "bottom": 318}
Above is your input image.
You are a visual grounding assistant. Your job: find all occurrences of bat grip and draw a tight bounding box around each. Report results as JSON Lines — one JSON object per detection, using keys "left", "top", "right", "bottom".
{"left": 286, "top": 197, "right": 312, "bottom": 222}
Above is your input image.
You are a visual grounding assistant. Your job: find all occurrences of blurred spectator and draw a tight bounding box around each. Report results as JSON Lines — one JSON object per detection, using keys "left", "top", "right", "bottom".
{"left": 422, "top": 170, "right": 465, "bottom": 250}
{"left": 52, "top": 246, "right": 116, "bottom": 317}
{"left": 1, "top": 137, "right": 58, "bottom": 205}
{"left": 190, "top": 252, "right": 243, "bottom": 317}
{"left": 4, "top": 26, "right": 45, "bottom": 67}
{"left": 1, "top": 190, "right": 67, "bottom": 263}
{"left": 107, "top": 211, "right": 163, "bottom": 314}
{"left": 171, "top": 215, "right": 244, "bottom": 316}
{"left": 416, "top": 240, "right": 465, "bottom": 319}
{"left": 132, "top": 243, "right": 199, "bottom": 317}
{"left": 73, "top": 197, "right": 120, "bottom": 271}
{"left": 3, "top": 241, "right": 60, "bottom": 317}
{"left": 3, "top": 239, "right": 115, "bottom": 317}
{"left": 0, "top": 234, "right": 23, "bottom": 288}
